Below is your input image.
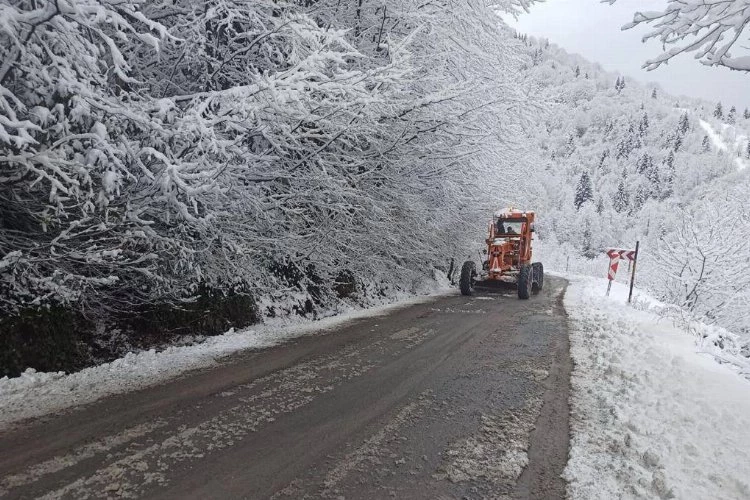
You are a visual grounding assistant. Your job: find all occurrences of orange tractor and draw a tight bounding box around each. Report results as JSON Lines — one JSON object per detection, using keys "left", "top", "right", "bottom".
{"left": 459, "top": 209, "right": 543, "bottom": 299}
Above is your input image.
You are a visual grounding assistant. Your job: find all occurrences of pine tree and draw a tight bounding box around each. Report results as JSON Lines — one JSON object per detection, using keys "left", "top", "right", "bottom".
{"left": 596, "top": 197, "right": 605, "bottom": 214}
{"left": 585, "top": 72, "right": 589, "bottom": 79}
{"left": 673, "top": 134, "right": 683, "bottom": 152}
{"left": 728, "top": 106, "right": 736, "bottom": 124}
{"left": 678, "top": 113, "right": 689, "bottom": 135}
{"left": 616, "top": 125, "right": 641, "bottom": 159}
{"left": 620, "top": 76, "right": 626, "bottom": 91}
{"left": 574, "top": 172, "right": 594, "bottom": 210}
{"left": 662, "top": 156, "right": 675, "bottom": 199}
{"left": 639, "top": 113, "right": 649, "bottom": 136}
{"left": 646, "top": 162, "right": 660, "bottom": 199}
{"left": 598, "top": 149, "right": 610, "bottom": 169}
{"left": 746, "top": 140, "right": 750, "bottom": 159}
{"left": 636, "top": 153, "right": 653, "bottom": 174}
{"left": 702, "top": 135, "right": 711, "bottom": 152}
{"left": 661, "top": 150, "right": 676, "bottom": 199}
{"left": 575, "top": 65, "right": 580, "bottom": 77}
{"left": 616, "top": 138, "right": 629, "bottom": 159}
{"left": 565, "top": 133, "right": 576, "bottom": 157}
{"left": 744, "top": 108, "right": 750, "bottom": 120}
{"left": 651, "top": 88, "right": 657, "bottom": 99}
{"left": 714, "top": 102, "right": 723, "bottom": 119}
{"left": 532, "top": 48, "right": 542, "bottom": 66}
{"left": 612, "top": 179, "right": 629, "bottom": 213}
{"left": 630, "top": 185, "right": 647, "bottom": 214}
{"left": 615, "top": 77, "right": 622, "bottom": 92}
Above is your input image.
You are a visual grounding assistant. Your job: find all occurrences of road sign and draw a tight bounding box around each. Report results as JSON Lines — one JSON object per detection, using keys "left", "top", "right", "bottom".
{"left": 605, "top": 245, "right": 638, "bottom": 297}
{"left": 606, "top": 249, "right": 637, "bottom": 261}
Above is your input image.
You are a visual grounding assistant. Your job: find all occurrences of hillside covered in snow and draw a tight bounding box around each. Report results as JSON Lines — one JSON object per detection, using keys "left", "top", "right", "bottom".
{"left": 513, "top": 35, "right": 750, "bottom": 342}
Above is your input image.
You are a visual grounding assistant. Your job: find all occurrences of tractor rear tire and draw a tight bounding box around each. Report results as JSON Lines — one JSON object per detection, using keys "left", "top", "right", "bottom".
{"left": 459, "top": 261, "right": 476, "bottom": 296}
{"left": 518, "top": 264, "right": 532, "bottom": 300}
{"left": 532, "top": 262, "right": 544, "bottom": 294}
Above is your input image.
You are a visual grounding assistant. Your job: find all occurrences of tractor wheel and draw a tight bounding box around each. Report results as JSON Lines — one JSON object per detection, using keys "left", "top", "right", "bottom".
{"left": 459, "top": 261, "right": 476, "bottom": 296}
{"left": 518, "top": 264, "right": 532, "bottom": 300}
{"left": 532, "top": 262, "right": 544, "bottom": 294}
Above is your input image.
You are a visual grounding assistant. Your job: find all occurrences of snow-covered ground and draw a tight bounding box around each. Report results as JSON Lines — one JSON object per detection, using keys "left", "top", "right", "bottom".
{"left": 561, "top": 273, "right": 750, "bottom": 499}
{"left": 0, "top": 287, "right": 453, "bottom": 431}
{"left": 699, "top": 118, "right": 749, "bottom": 171}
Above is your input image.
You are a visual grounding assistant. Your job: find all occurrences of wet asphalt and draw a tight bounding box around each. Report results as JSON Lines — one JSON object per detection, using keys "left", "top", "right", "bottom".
{"left": 0, "top": 277, "right": 570, "bottom": 500}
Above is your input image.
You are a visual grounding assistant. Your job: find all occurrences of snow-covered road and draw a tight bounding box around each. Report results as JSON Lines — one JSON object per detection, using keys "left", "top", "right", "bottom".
{"left": 0, "top": 279, "right": 570, "bottom": 499}
{"left": 563, "top": 275, "right": 750, "bottom": 500}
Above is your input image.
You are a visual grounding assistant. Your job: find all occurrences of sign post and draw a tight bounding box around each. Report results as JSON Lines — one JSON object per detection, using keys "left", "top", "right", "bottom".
{"left": 605, "top": 245, "right": 638, "bottom": 299}
{"left": 627, "top": 240, "right": 640, "bottom": 304}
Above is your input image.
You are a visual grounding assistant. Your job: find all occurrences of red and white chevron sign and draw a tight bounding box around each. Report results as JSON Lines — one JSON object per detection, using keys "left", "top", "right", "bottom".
{"left": 607, "top": 248, "right": 637, "bottom": 262}
{"left": 604, "top": 242, "right": 640, "bottom": 300}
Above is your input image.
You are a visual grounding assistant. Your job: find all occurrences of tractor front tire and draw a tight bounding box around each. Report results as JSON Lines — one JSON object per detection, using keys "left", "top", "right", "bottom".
{"left": 459, "top": 261, "right": 476, "bottom": 296}
{"left": 532, "top": 262, "right": 544, "bottom": 294}
{"left": 518, "top": 264, "right": 532, "bottom": 299}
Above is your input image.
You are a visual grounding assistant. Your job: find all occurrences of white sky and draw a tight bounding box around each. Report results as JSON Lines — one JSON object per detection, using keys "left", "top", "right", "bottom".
{"left": 504, "top": 0, "right": 749, "bottom": 112}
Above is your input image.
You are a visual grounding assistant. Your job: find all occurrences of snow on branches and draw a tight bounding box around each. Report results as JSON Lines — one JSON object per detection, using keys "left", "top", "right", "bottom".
{"left": 1, "top": 0, "right": 534, "bottom": 319}
{"left": 606, "top": 0, "right": 750, "bottom": 72}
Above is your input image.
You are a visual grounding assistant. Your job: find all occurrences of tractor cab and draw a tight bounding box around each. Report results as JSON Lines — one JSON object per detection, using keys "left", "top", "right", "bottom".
{"left": 492, "top": 216, "right": 528, "bottom": 238}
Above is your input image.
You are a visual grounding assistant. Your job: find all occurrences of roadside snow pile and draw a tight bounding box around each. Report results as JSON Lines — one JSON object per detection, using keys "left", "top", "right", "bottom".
{"left": 0, "top": 289, "right": 452, "bottom": 431}
{"left": 562, "top": 274, "right": 750, "bottom": 499}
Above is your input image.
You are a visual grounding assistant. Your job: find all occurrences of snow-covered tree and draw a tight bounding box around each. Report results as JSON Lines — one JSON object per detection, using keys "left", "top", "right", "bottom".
{"left": 661, "top": 151, "right": 675, "bottom": 199}
{"left": 0, "top": 0, "right": 539, "bottom": 321}
{"left": 673, "top": 134, "right": 684, "bottom": 152}
{"left": 646, "top": 160, "right": 661, "bottom": 198}
{"left": 728, "top": 106, "right": 737, "bottom": 124}
{"left": 678, "top": 113, "right": 690, "bottom": 135}
{"left": 631, "top": 185, "right": 647, "bottom": 213}
{"left": 639, "top": 113, "right": 650, "bottom": 136}
{"left": 714, "top": 102, "right": 724, "bottom": 119}
{"left": 647, "top": 193, "right": 750, "bottom": 332}
{"left": 615, "top": 76, "right": 627, "bottom": 93}
{"left": 636, "top": 153, "right": 654, "bottom": 174}
{"left": 612, "top": 179, "right": 630, "bottom": 213}
{"left": 574, "top": 172, "right": 594, "bottom": 209}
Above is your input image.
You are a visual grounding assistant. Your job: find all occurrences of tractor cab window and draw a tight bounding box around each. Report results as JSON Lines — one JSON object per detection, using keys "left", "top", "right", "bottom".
{"left": 495, "top": 218, "right": 524, "bottom": 235}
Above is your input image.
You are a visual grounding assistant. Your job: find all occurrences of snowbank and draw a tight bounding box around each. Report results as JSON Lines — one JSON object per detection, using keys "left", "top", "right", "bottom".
{"left": 561, "top": 273, "right": 750, "bottom": 499}
{"left": 0, "top": 287, "right": 454, "bottom": 431}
